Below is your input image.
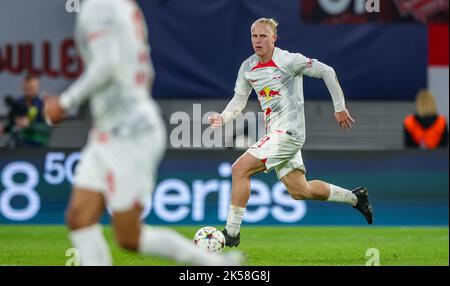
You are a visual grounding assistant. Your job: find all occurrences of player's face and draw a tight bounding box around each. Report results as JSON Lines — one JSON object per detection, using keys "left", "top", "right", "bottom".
{"left": 251, "top": 23, "right": 276, "bottom": 59}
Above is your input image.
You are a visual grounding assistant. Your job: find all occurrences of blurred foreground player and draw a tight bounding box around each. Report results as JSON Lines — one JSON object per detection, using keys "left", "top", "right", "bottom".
{"left": 209, "top": 18, "right": 374, "bottom": 247}
{"left": 45, "top": 0, "right": 242, "bottom": 266}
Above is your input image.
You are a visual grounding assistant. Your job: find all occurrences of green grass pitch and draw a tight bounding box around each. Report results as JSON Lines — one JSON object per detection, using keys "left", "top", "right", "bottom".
{"left": 0, "top": 225, "right": 447, "bottom": 266}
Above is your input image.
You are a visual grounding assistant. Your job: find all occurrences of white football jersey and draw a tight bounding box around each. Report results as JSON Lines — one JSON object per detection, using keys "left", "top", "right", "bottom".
{"left": 60, "top": 0, "right": 162, "bottom": 134}
{"left": 222, "top": 47, "right": 345, "bottom": 143}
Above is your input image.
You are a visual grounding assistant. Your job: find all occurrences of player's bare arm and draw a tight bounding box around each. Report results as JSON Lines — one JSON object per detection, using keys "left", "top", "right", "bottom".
{"left": 335, "top": 108, "right": 355, "bottom": 131}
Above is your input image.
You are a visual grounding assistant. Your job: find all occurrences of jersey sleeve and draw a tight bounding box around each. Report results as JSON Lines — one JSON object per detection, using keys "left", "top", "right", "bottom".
{"left": 290, "top": 53, "right": 346, "bottom": 112}
{"left": 59, "top": 3, "right": 120, "bottom": 111}
{"left": 220, "top": 62, "right": 252, "bottom": 124}
{"left": 234, "top": 62, "right": 253, "bottom": 96}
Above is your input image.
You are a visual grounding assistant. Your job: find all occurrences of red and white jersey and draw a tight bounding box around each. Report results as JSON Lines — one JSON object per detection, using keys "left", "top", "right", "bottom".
{"left": 60, "top": 0, "right": 162, "bottom": 134}
{"left": 222, "top": 47, "right": 346, "bottom": 143}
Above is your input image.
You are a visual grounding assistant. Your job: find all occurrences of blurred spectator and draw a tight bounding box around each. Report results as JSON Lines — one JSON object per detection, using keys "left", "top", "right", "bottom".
{"left": 0, "top": 74, "right": 51, "bottom": 148}
{"left": 403, "top": 89, "right": 448, "bottom": 149}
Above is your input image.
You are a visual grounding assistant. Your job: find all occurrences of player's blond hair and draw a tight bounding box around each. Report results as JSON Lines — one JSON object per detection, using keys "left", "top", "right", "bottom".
{"left": 416, "top": 89, "right": 437, "bottom": 117}
{"left": 251, "top": 18, "right": 279, "bottom": 35}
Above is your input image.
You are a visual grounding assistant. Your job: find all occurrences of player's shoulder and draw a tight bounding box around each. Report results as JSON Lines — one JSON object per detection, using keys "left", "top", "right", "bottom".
{"left": 274, "top": 47, "right": 292, "bottom": 57}
{"left": 80, "top": 0, "right": 124, "bottom": 17}
{"left": 81, "top": 0, "right": 110, "bottom": 10}
{"left": 273, "top": 47, "right": 307, "bottom": 66}
{"left": 240, "top": 54, "right": 259, "bottom": 72}
{"left": 81, "top": 0, "right": 126, "bottom": 7}
{"left": 78, "top": 0, "right": 128, "bottom": 28}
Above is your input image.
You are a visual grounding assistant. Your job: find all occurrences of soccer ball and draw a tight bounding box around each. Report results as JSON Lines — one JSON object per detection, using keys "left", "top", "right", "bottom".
{"left": 193, "top": 226, "right": 225, "bottom": 254}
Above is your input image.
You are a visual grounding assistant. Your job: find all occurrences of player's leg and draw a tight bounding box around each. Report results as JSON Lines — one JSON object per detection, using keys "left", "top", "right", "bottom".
{"left": 231, "top": 151, "right": 267, "bottom": 207}
{"left": 223, "top": 151, "right": 266, "bottom": 246}
{"left": 112, "top": 206, "right": 242, "bottom": 266}
{"left": 280, "top": 170, "right": 354, "bottom": 202}
{"left": 66, "top": 188, "right": 112, "bottom": 266}
{"left": 66, "top": 134, "right": 114, "bottom": 266}
{"left": 280, "top": 170, "right": 373, "bottom": 224}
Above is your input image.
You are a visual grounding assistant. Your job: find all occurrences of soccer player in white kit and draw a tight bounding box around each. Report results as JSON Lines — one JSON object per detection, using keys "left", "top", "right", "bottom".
{"left": 44, "top": 0, "right": 242, "bottom": 265}
{"left": 209, "top": 18, "right": 374, "bottom": 247}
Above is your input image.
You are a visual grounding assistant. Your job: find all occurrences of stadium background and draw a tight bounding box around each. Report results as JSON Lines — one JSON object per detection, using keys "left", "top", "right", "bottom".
{"left": 0, "top": 0, "right": 448, "bottom": 229}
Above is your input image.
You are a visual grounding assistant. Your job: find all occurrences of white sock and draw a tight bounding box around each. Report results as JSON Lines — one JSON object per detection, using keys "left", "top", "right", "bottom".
{"left": 138, "top": 225, "right": 232, "bottom": 266}
{"left": 225, "top": 205, "right": 246, "bottom": 237}
{"left": 69, "top": 224, "right": 112, "bottom": 266}
{"left": 327, "top": 184, "right": 357, "bottom": 206}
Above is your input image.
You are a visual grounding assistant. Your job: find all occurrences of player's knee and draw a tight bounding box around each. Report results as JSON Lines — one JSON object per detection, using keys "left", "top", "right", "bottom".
{"left": 116, "top": 235, "right": 139, "bottom": 252}
{"left": 65, "top": 208, "right": 87, "bottom": 230}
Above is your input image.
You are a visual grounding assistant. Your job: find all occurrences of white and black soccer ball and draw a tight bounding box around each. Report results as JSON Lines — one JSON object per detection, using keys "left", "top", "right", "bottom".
{"left": 193, "top": 226, "right": 225, "bottom": 254}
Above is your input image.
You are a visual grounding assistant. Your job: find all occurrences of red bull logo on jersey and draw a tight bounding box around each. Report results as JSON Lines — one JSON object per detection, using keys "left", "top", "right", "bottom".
{"left": 258, "top": 87, "right": 281, "bottom": 101}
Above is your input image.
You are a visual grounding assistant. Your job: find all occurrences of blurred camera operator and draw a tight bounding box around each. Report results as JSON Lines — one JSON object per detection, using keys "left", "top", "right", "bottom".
{"left": 0, "top": 74, "right": 51, "bottom": 148}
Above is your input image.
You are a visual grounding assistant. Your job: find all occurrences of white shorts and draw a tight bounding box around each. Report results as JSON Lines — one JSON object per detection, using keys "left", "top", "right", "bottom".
{"left": 73, "top": 126, "right": 166, "bottom": 212}
{"left": 247, "top": 130, "right": 305, "bottom": 179}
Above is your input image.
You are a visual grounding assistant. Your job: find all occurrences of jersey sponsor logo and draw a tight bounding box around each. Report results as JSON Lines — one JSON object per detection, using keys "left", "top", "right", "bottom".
{"left": 258, "top": 87, "right": 281, "bottom": 101}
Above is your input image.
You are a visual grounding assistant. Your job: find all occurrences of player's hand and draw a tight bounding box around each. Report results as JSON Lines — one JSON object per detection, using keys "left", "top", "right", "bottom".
{"left": 208, "top": 113, "right": 223, "bottom": 128}
{"left": 44, "top": 96, "right": 66, "bottom": 126}
{"left": 334, "top": 108, "right": 355, "bottom": 131}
